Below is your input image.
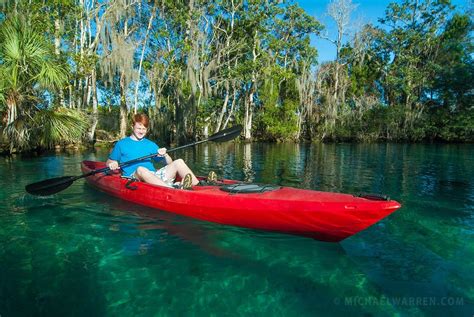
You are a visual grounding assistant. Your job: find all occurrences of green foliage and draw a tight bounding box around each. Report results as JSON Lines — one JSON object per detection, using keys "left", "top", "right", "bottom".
{"left": 258, "top": 69, "right": 299, "bottom": 141}
{"left": 321, "top": 0, "right": 473, "bottom": 143}
{"left": 431, "top": 13, "right": 474, "bottom": 110}
{"left": 0, "top": 16, "right": 69, "bottom": 92}
{"left": 0, "top": 0, "right": 472, "bottom": 151}
{"left": 97, "top": 106, "right": 120, "bottom": 134}
{"left": 0, "top": 14, "right": 75, "bottom": 152}
{"left": 32, "top": 107, "right": 88, "bottom": 148}
{"left": 2, "top": 107, "right": 87, "bottom": 151}
{"left": 0, "top": 67, "right": 6, "bottom": 109}
{"left": 73, "top": 53, "right": 99, "bottom": 78}
{"left": 195, "top": 97, "right": 222, "bottom": 135}
{"left": 427, "top": 107, "right": 474, "bottom": 142}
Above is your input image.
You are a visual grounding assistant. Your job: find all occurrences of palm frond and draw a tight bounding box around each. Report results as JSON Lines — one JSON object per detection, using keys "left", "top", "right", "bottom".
{"left": 38, "top": 62, "right": 70, "bottom": 90}
{"left": 0, "top": 15, "right": 72, "bottom": 151}
{"left": 32, "top": 108, "right": 88, "bottom": 148}
{"left": 1, "top": 19, "right": 21, "bottom": 61}
{"left": 0, "top": 69, "right": 6, "bottom": 109}
{"left": 0, "top": 16, "right": 68, "bottom": 90}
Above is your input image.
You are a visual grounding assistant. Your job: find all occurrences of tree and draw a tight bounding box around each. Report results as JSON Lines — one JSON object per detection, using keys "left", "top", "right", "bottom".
{"left": 0, "top": 16, "right": 86, "bottom": 152}
{"left": 375, "top": 0, "right": 455, "bottom": 138}
{"left": 317, "top": 0, "right": 358, "bottom": 140}
{"left": 259, "top": 3, "right": 321, "bottom": 140}
{"left": 430, "top": 13, "right": 473, "bottom": 110}
{"left": 99, "top": 0, "right": 139, "bottom": 138}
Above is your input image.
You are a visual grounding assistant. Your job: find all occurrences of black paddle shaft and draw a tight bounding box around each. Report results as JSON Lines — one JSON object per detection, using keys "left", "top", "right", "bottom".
{"left": 25, "top": 125, "right": 242, "bottom": 196}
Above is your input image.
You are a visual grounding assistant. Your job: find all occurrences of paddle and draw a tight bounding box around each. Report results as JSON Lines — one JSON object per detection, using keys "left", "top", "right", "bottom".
{"left": 25, "top": 125, "right": 242, "bottom": 196}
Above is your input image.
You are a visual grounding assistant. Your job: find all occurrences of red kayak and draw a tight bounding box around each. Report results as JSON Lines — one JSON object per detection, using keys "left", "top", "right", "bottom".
{"left": 81, "top": 160, "right": 401, "bottom": 242}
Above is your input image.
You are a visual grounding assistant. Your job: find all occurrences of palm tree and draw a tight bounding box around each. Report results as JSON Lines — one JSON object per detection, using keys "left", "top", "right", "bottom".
{"left": 0, "top": 16, "right": 87, "bottom": 152}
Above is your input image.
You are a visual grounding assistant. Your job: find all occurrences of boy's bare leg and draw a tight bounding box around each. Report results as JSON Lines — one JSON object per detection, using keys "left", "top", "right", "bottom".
{"left": 165, "top": 159, "right": 199, "bottom": 185}
{"left": 135, "top": 166, "right": 170, "bottom": 187}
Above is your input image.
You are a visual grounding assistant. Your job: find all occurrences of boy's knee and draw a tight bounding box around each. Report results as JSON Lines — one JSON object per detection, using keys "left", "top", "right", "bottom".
{"left": 136, "top": 166, "right": 147, "bottom": 176}
{"left": 175, "top": 158, "right": 184, "bottom": 165}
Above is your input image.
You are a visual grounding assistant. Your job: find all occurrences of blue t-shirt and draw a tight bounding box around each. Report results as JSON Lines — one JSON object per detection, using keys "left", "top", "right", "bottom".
{"left": 109, "top": 137, "right": 163, "bottom": 177}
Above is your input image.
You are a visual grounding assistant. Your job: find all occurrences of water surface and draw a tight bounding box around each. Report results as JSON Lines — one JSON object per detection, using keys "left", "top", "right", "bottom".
{"left": 1, "top": 143, "right": 473, "bottom": 316}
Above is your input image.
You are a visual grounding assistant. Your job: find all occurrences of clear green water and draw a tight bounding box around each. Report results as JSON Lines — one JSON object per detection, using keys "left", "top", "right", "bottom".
{"left": 1, "top": 143, "right": 473, "bottom": 316}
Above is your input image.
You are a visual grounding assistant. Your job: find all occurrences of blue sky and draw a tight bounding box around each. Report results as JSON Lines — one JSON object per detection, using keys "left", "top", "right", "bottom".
{"left": 296, "top": 0, "right": 469, "bottom": 63}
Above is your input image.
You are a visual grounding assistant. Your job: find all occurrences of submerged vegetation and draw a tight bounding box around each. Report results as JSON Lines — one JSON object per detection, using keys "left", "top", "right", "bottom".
{"left": 0, "top": 0, "right": 472, "bottom": 153}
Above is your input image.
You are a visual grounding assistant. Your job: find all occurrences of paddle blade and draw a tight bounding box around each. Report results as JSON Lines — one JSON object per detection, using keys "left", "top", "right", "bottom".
{"left": 25, "top": 176, "right": 76, "bottom": 196}
{"left": 209, "top": 125, "right": 242, "bottom": 142}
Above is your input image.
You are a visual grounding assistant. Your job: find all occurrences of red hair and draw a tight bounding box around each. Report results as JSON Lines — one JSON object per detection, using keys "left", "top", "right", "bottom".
{"left": 132, "top": 113, "right": 149, "bottom": 128}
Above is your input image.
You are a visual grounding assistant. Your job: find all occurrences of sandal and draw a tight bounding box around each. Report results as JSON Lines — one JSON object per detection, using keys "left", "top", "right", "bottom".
{"left": 182, "top": 173, "right": 193, "bottom": 190}
{"left": 207, "top": 171, "right": 218, "bottom": 183}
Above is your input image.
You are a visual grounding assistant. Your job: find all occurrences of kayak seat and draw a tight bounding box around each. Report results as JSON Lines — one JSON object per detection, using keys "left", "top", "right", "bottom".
{"left": 356, "top": 193, "right": 390, "bottom": 201}
{"left": 220, "top": 183, "right": 281, "bottom": 194}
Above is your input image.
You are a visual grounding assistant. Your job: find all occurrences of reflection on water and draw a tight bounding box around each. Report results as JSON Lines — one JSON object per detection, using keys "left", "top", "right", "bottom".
{"left": 0, "top": 143, "right": 473, "bottom": 316}
{"left": 243, "top": 143, "right": 254, "bottom": 182}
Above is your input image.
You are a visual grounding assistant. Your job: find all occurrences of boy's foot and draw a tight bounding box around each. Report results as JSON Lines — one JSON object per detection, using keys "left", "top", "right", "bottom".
{"left": 207, "top": 171, "right": 218, "bottom": 183}
{"left": 182, "top": 173, "right": 193, "bottom": 190}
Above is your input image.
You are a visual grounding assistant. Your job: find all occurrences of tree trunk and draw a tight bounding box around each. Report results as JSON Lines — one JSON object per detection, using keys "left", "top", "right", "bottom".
{"left": 54, "top": 17, "right": 66, "bottom": 107}
{"left": 244, "top": 92, "right": 253, "bottom": 140}
{"left": 6, "top": 97, "right": 17, "bottom": 126}
{"left": 87, "top": 67, "right": 99, "bottom": 143}
{"left": 216, "top": 82, "right": 230, "bottom": 132}
{"left": 119, "top": 71, "right": 128, "bottom": 138}
{"left": 183, "top": 0, "right": 198, "bottom": 142}
{"left": 244, "top": 30, "right": 259, "bottom": 141}
{"left": 223, "top": 87, "right": 236, "bottom": 129}
{"left": 133, "top": 8, "right": 155, "bottom": 113}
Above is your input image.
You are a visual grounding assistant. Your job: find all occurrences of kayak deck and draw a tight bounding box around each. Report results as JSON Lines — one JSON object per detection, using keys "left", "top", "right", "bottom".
{"left": 81, "top": 160, "right": 401, "bottom": 242}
